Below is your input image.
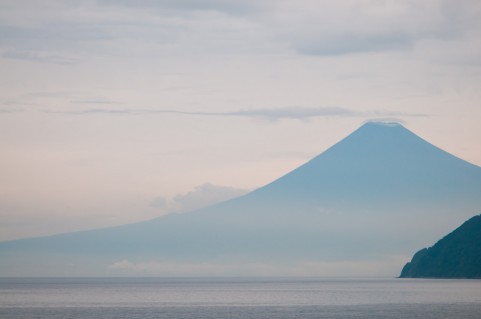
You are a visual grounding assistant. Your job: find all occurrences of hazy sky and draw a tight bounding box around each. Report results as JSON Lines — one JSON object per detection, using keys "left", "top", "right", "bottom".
{"left": 1, "top": 0, "right": 481, "bottom": 241}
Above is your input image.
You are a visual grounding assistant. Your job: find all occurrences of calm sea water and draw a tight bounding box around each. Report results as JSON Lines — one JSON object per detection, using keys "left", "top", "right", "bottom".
{"left": 1, "top": 277, "right": 481, "bottom": 319}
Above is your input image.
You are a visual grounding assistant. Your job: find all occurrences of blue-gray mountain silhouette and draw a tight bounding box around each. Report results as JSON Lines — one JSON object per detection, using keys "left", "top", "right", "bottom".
{"left": 1, "top": 122, "right": 481, "bottom": 276}
{"left": 400, "top": 214, "right": 481, "bottom": 278}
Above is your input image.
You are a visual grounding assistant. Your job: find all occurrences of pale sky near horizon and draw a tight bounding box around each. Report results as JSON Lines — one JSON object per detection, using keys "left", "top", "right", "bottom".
{"left": 1, "top": 0, "right": 481, "bottom": 241}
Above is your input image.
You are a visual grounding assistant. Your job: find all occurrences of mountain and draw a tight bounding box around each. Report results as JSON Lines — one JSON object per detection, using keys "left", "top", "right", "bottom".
{"left": 1, "top": 122, "right": 481, "bottom": 276}
{"left": 400, "top": 214, "right": 481, "bottom": 278}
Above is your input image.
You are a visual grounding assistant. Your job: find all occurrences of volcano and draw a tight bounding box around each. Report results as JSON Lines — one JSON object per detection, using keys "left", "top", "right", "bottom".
{"left": 1, "top": 122, "right": 481, "bottom": 276}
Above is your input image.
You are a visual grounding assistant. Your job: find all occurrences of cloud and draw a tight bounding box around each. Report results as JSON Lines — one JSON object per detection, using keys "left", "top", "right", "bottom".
{"left": 0, "top": 91, "right": 119, "bottom": 110}
{"left": 363, "top": 118, "right": 407, "bottom": 126}
{"left": 171, "top": 183, "right": 249, "bottom": 212}
{"left": 98, "top": 0, "right": 259, "bottom": 15}
{"left": 297, "top": 33, "right": 413, "bottom": 56}
{"left": 1, "top": 49, "right": 77, "bottom": 65}
{"left": 149, "top": 196, "right": 168, "bottom": 209}
{"left": 0, "top": 1, "right": 265, "bottom": 60}
{"left": 267, "top": 0, "right": 478, "bottom": 56}
{"left": 0, "top": 107, "right": 23, "bottom": 114}
{"left": 230, "top": 107, "right": 427, "bottom": 120}
{"left": 0, "top": 24, "right": 113, "bottom": 52}
{"left": 151, "top": 183, "right": 250, "bottom": 214}
{"left": 229, "top": 106, "right": 361, "bottom": 120}
{"left": 2, "top": 0, "right": 478, "bottom": 64}
{"left": 43, "top": 106, "right": 428, "bottom": 121}
{"left": 70, "top": 98, "right": 120, "bottom": 105}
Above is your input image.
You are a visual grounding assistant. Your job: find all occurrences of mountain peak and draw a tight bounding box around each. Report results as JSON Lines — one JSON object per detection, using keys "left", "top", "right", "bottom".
{"left": 354, "top": 120, "right": 409, "bottom": 137}
{"left": 362, "top": 120, "right": 404, "bottom": 128}
{"left": 254, "top": 120, "right": 481, "bottom": 206}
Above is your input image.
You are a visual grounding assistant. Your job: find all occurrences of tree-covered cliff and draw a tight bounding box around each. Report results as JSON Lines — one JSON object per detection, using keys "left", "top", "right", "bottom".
{"left": 400, "top": 214, "right": 481, "bottom": 278}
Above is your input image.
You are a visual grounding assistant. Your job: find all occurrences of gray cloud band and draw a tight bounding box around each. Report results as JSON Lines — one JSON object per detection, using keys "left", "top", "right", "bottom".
{"left": 41, "top": 106, "right": 427, "bottom": 121}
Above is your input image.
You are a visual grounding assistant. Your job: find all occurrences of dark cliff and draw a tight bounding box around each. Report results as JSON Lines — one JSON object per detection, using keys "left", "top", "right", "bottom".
{"left": 400, "top": 214, "right": 481, "bottom": 278}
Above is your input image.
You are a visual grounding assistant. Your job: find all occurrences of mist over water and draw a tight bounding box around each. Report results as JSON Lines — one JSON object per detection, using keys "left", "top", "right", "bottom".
{"left": 1, "top": 277, "right": 481, "bottom": 319}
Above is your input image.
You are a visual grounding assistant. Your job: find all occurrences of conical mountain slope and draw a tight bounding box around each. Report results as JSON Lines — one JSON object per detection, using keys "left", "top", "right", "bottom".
{"left": 254, "top": 122, "right": 481, "bottom": 204}
{"left": 1, "top": 122, "right": 481, "bottom": 276}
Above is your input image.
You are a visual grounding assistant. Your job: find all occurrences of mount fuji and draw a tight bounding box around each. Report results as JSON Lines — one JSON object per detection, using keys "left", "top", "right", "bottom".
{"left": 1, "top": 122, "right": 481, "bottom": 276}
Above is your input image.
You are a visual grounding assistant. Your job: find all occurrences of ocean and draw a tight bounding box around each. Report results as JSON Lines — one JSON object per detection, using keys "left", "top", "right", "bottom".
{"left": 1, "top": 277, "right": 481, "bottom": 318}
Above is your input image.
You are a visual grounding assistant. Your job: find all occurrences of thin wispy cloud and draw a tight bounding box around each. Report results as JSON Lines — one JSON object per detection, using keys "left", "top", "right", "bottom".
{"left": 1, "top": 49, "right": 78, "bottom": 65}
{"left": 70, "top": 99, "right": 121, "bottom": 105}
{"left": 0, "top": 108, "right": 23, "bottom": 114}
{"left": 0, "top": 92, "right": 120, "bottom": 112}
{"left": 99, "top": 0, "right": 259, "bottom": 15}
{"left": 42, "top": 106, "right": 427, "bottom": 121}
{"left": 297, "top": 33, "right": 414, "bottom": 56}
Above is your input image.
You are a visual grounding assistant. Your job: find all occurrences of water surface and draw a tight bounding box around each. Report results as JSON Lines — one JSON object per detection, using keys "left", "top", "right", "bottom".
{"left": 1, "top": 277, "right": 480, "bottom": 318}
